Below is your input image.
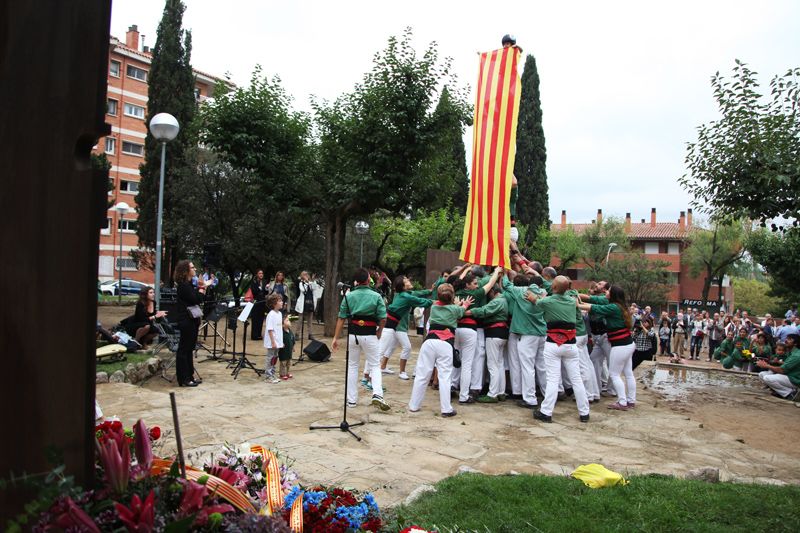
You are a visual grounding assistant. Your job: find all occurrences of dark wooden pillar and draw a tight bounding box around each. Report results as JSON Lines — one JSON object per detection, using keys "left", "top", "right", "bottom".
{"left": 0, "top": 0, "right": 111, "bottom": 519}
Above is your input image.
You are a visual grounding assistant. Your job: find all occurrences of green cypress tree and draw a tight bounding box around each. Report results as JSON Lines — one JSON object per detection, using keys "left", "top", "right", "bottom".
{"left": 135, "top": 0, "right": 197, "bottom": 281}
{"left": 514, "top": 53, "right": 549, "bottom": 247}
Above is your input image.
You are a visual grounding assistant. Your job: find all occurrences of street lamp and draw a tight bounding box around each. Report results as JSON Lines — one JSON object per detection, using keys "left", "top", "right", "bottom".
{"left": 114, "top": 201, "right": 131, "bottom": 304}
{"left": 605, "top": 242, "right": 618, "bottom": 265}
{"left": 355, "top": 221, "right": 370, "bottom": 268}
{"left": 149, "top": 112, "right": 180, "bottom": 310}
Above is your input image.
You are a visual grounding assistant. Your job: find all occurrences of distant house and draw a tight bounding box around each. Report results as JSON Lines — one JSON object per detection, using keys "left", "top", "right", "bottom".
{"left": 552, "top": 208, "right": 734, "bottom": 313}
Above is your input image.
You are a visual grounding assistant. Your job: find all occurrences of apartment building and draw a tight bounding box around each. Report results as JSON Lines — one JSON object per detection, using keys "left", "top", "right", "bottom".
{"left": 97, "top": 25, "right": 228, "bottom": 283}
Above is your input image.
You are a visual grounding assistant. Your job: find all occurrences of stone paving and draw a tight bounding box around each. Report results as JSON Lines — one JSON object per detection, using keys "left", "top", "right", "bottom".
{"left": 95, "top": 325, "right": 800, "bottom": 507}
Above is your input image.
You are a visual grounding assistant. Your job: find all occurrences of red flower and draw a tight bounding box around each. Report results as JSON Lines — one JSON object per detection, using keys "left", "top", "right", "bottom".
{"left": 55, "top": 497, "right": 101, "bottom": 533}
{"left": 208, "top": 465, "right": 238, "bottom": 485}
{"left": 149, "top": 426, "right": 161, "bottom": 440}
{"left": 115, "top": 490, "right": 155, "bottom": 533}
{"left": 362, "top": 517, "right": 383, "bottom": 531}
{"left": 179, "top": 480, "right": 208, "bottom": 516}
{"left": 133, "top": 420, "right": 153, "bottom": 472}
{"left": 95, "top": 426, "right": 130, "bottom": 494}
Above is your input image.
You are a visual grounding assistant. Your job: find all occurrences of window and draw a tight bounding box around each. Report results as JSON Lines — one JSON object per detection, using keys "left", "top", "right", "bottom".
{"left": 107, "top": 98, "right": 118, "bottom": 116}
{"left": 123, "top": 102, "right": 145, "bottom": 119}
{"left": 117, "top": 219, "right": 138, "bottom": 233}
{"left": 109, "top": 60, "right": 121, "bottom": 77}
{"left": 115, "top": 257, "right": 137, "bottom": 271}
{"left": 105, "top": 137, "right": 116, "bottom": 155}
{"left": 644, "top": 242, "right": 659, "bottom": 254}
{"left": 120, "top": 180, "right": 138, "bottom": 194}
{"left": 101, "top": 217, "right": 112, "bottom": 235}
{"left": 126, "top": 64, "right": 147, "bottom": 81}
{"left": 668, "top": 242, "right": 680, "bottom": 255}
{"left": 121, "top": 141, "right": 144, "bottom": 156}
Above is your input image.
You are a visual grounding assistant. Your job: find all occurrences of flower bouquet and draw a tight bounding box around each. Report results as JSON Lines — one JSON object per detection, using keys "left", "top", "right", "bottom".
{"left": 282, "top": 485, "right": 382, "bottom": 532}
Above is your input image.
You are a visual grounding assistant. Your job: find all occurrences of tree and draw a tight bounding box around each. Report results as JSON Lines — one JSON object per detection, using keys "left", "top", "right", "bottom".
{"left": 683, "top": 220, "right": 747, "bottom": 305}
{"left": 135, "top": 0, "right": 198, "bottom": 282}
{"left": 514, "top": 54, "right": 549, "bottom": 247}
{"left": 680, "top": 61, "right": 800, "bottom": 225}
{"left": 369, "top": 206, "right": 465, "bottom": 280}
{"left": 311, "top": 28, "right": 469, "bottom": 335}
{"left": 587, "top": 252, "right": 671, "bottom": 306}
{"left": 731, "top": 278, "right": 786, "bottom": 316}
{"left": 580, "top": 218, "right": 630, "bottom": 268}
{"left": 551, "top": 227, "right": 583, "bottom": 271}
{"left": 746, "top": 227, "right": 800, "bottom": 301}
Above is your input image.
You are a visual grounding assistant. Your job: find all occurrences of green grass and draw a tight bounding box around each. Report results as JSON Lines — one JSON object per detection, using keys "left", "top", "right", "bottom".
{"left": 97, "top": 294, "right": 138, "bottom": 305}
{"left": 96, "top": 352, "right": 152, "bottom": 376}
{"left": 384, "top": 473, "right": 800, "bottom": 532}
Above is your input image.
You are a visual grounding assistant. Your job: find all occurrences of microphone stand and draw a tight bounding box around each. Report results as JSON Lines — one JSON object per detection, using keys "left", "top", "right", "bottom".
{"left": 309, "top": 284, "right": 363, "bottom": 441}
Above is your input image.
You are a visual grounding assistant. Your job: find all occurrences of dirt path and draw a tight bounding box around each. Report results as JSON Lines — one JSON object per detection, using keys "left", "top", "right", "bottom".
{"left": 96, "top": 307, "right": 800, "bottom": 506}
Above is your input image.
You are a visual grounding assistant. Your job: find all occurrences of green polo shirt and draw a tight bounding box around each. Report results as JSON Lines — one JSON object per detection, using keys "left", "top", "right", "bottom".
{"left": 501, "top": 277, "right": 546, "bottom": 336}
{"left": 469, "top": 294, "right": 508, "bottom": 324}
{"left": 565, "top": 290, "right": 587, "bottom": 336}
{"left": 542, "top": 279, "right": 553, "bottom": 295}
{"left": 429, "top": 303, "right": 466, "bottom": 329}
{"left": 781, "top": 347, "right": 800, "bottom": 386}
{"left": 456, "top": 287, "right": 488, "bottom": 311}
{"left": 589, "top": 302, "right": 627, "bottom": 330}
{"left": 588, "top": 295, "right": 609, "bottom": 305}
{"left": 387, "top": 290, "right": 433, "bottom": 332}
{"left": 535, "top": 293, "right": 579, "bottom": 327}
{"left": 338, "top": 285, "right": 387, "bottom": 320}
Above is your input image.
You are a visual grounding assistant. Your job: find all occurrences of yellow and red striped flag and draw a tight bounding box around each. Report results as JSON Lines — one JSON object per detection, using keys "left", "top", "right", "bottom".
{"left": 460, "top": 46, "right": 522, "bottom": 268}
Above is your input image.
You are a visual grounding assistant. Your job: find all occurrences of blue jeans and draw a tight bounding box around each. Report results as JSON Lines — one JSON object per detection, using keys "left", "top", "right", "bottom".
{"left": 690, "top": 336, "right": 704, "bottom": 359}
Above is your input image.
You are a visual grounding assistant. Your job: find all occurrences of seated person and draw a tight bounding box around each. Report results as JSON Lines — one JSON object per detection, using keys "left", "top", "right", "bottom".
{"left": 132, "top": 287, "right": 168, "bottom": 346}
{"left": 713, "top": 329, "right": 735, "bottom": 361}
{"left": 756, "top": 333, "right": 800, "bottom": 399}
{"left": 771, "top": 342, "right": 788, "bottom": 364}
{"left": 751, "top": 332, "right": 772, "bottom": 361}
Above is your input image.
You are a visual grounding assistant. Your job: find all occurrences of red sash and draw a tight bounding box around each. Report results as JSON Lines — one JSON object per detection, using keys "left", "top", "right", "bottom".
{"left": 546, "top": 328, "right": 577, "bottom": 346}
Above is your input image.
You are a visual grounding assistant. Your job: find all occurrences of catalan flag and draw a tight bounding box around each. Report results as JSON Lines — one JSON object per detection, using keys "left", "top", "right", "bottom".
{"left": 460, "top": 46, "right": 522, "bottom": 268}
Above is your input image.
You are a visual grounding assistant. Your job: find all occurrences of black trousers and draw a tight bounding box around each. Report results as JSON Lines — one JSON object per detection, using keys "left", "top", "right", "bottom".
{"left": 251, "top": 300, "right": 266, "bottom": 340}
{"left": 177, "top": 318, "right": 199, "bottom": 384}
{"left": 632, "top": 348, "right": 653, "bottom": 370}
{"left": 708, "top": 338, "right": 721, "bottom": 360}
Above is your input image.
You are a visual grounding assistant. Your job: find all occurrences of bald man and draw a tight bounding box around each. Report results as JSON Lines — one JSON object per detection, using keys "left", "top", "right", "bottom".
{"left": 526, "top": 276, "right": 590, "bottom": 423}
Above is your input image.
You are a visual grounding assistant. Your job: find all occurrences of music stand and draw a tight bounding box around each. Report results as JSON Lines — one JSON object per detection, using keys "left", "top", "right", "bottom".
{"left": 198, "top": 302, "right": 231, "bottom": 362}
{"left": 310, "top": 286, "right": 364, "bottom": 441}
{"left": 229, "top": 302, "right": 262, "bottom": 380}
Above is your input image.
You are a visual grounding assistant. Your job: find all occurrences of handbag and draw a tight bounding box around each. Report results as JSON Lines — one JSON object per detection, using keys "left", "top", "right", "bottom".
{"left": 187, "top": 305, "right": 203, "bottom": 319}
{"left": 452, "top": 348, "right": 462, "bottom": 368}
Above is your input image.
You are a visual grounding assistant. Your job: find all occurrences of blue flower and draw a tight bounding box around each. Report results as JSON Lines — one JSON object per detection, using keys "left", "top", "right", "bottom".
{"left": 363, "top": 493, "right": 379, "bottom": 512}
{"left": 335, "top": 503, "right": 369, "bottom": 529}
{"left": 302, "top": 490, "right": 327, "bottom": 510}
{"left": 283, "top": 486, "right": 302, "bottom": 509}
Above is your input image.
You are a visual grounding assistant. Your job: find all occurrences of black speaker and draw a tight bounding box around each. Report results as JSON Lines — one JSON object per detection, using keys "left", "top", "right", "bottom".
{"left": 303, "top": 340, "right": 331, "bottom": 362}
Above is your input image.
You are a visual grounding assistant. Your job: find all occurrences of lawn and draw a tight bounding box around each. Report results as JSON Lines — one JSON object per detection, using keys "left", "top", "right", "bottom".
{"left": 95, "top": 352, "right": 152, "bottom": 376}
{"left": 385, "top": 473, "right": 799, "bottom": 532}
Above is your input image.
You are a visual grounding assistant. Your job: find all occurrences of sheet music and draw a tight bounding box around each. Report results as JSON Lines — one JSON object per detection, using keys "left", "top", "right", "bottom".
{"left": 238, "top": 302, "right": 254, "bottom": 322}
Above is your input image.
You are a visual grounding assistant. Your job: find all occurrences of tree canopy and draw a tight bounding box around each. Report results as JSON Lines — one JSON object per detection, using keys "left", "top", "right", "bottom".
{"left": 746, "top": 227, "right": 800, "bottom": 301}
{"left": 680, "top": 61, "right": 800, "bottom": 226}
{"left": 587, "top": 252, "right": 671, "bottom": 307}
{"left": 682, "top": 220, "right": 747, "bottom": 304}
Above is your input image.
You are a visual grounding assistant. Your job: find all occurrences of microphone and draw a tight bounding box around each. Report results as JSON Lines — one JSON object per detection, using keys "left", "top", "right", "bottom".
{"left": 337, "top": 282, "right": 351, "bottom": 291}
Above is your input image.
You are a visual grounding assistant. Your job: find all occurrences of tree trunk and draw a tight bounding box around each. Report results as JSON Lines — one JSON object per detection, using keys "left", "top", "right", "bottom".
{"left": 323, "top": 212, "right": 347, "bottom": 337}
{"left": 701, "top": 264, "right": 713, "bottom": 306}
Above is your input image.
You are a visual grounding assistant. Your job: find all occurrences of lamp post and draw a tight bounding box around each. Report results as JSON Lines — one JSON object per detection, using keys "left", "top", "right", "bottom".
{"left": 605, "top": 242, "right": 618, "bottom": 265}
{"left": 148, "top": 113, "right": 180, "bottom": 310}
{"left": 355, "top": 221, "right": 370, "bottom": 268}
{"left": 114, "top": 201, "right": 131, "bottom": 304}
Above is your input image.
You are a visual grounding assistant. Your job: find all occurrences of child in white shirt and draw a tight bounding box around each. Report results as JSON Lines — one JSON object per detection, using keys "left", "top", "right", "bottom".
{"left": 263, "top": 293, "right": 284, "bottom": 383}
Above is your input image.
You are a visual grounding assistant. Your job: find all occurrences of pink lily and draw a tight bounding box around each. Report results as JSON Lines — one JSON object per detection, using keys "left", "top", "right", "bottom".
{"left": 133, "top": 419, "right": 153, "bottom": 472}
{"left": 115, "top": 490, "right": 156, "bottom": 533}
{"left": 55, "top": 497, "right": 101, "bottom": 533}
{"left": 96, "top": 435, "right": 130, "bottom": 495}
{"left": 179, "top": 479, "right": 208, "bottom": 516}
{"left": 208, "top": 465, "right": 239, "bottom": 485}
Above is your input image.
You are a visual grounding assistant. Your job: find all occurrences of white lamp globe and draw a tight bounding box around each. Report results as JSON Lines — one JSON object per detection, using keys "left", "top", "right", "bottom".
{"left": 149, "top": 113, "right": 180, "bottom": 142}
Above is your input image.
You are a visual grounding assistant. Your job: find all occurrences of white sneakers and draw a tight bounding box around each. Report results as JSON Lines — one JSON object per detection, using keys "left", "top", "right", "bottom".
{"left": 371, "top": 395, "right": 390, "bottom": 411}
{"left": 381, "top": 367, "right": 395, "bottom": 375}
{"left": 398, "top": 371, "right": 409, "bottom": 380}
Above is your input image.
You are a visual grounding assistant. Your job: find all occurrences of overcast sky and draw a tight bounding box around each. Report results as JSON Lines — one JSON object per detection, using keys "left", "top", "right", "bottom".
{"left": 111, "top": 0, "right": 800, "bottom": 225}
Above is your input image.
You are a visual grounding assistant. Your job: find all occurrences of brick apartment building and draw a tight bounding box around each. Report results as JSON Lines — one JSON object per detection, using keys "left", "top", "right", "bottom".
{"left": 553, "top": 208, "right": 735, "bottom": 314}
{"left": 96, "top": 25, "right": 228, "bottom": 284}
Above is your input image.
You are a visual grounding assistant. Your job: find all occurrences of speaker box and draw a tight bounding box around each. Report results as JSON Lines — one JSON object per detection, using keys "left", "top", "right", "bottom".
{"left": 303, "top": 340, "right": 331, "bottom": 362}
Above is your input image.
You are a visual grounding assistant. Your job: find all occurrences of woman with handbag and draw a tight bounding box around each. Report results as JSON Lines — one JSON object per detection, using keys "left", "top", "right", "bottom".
{"left": 175, "top": 260, "right": 205, "bottom": 387}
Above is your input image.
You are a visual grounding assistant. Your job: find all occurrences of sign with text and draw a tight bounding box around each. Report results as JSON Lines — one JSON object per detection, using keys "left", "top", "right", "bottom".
{"left": 681, "top": 299, "right": 720, "bottom": 310}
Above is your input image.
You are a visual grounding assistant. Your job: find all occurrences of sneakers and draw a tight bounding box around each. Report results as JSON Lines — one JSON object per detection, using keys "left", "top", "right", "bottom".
{"left": 347, "top": 401, "right": 357, "bottom": 408}
{"left": 266, "top": 376, "right": 281, "bottom": 384}
{"left": 517, "top": 400, "right": 538, "bottom": 408}
{"left": 364, "top": 382, "right": 373, "bottom": 391}
{"left": 626, "top": 402, "right": 636, "bottom": 409}
{"left": 371, "top": 395, "right": 390, "bottom": 411}
{"left": 381, "top": 367, "right": 395, "bottom": 375}
{"left": 360, "top": 378, "right": 369, "bottom": 387}
{"left": 441, "top": 410, "right": 457, "bottom": 417}
{"left": 477, "top": 395, "right": 498, "bottom": 403}
{"left": 579, "top": 414, "right": 590, "bottom": 423}
{"left": 497, "top": 394, "right": 507, "bottom": 402}
{"left": 607, "top": 402, "right": 629, "bottom": 411}
{"left": 398, "top": 371, "right": 410, "bottom": 380}
{"left": 458, "top": 396, "right": 476, "bottom": 404}
{"left": 533, "top": 410, "right": 552, "bottom": 423}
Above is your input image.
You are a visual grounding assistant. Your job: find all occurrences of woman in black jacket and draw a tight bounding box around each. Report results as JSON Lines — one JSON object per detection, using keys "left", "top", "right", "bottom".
{"left": 174, "top": 260, "right": 205, "bottom": 387}
{"left": 250, "top": 270, "right": 268, "bottom": 340}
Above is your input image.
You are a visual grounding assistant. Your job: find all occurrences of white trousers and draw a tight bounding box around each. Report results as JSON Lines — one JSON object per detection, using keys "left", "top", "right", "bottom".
{"left": 590, "top": 334, "right": 611, "bottom": 393}
{"left": 541, "top": 342, "right": 590, "bottom": 417}
{"left": 347, "top": 335, "right": 382, "bottom": 403}
{"left": 576, "top": 335, "right": 600, "bottom": 400}
{"left": 409, "top": 339, "right": 455, "bottom": 414}
{"left": 507, "top": 333, "right": 522, "bottom": 395}
{"left": 485, "top": 337, "right": 508, "bottom": 397}
{"left": 518, "top": 335, "right": 545, "bottom": 405}
{"left": 379, "top": 328, "right": 412, "bottom": 360}
{"left": 760, "top": 371, "right": 797, "bottom": 397}
{"left": 454, "top": 328, "right": 478, "bottom": 401}
{"left": 608, "top": 342, "right": 636, "bottom": 405}
{"left": 471, "top": 328, "right": 486, "bottom": 390}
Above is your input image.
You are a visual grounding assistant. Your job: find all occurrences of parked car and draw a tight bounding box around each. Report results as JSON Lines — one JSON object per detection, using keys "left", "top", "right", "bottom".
{"left": 100, "top": 279, "right": 152, "bottom": 296}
